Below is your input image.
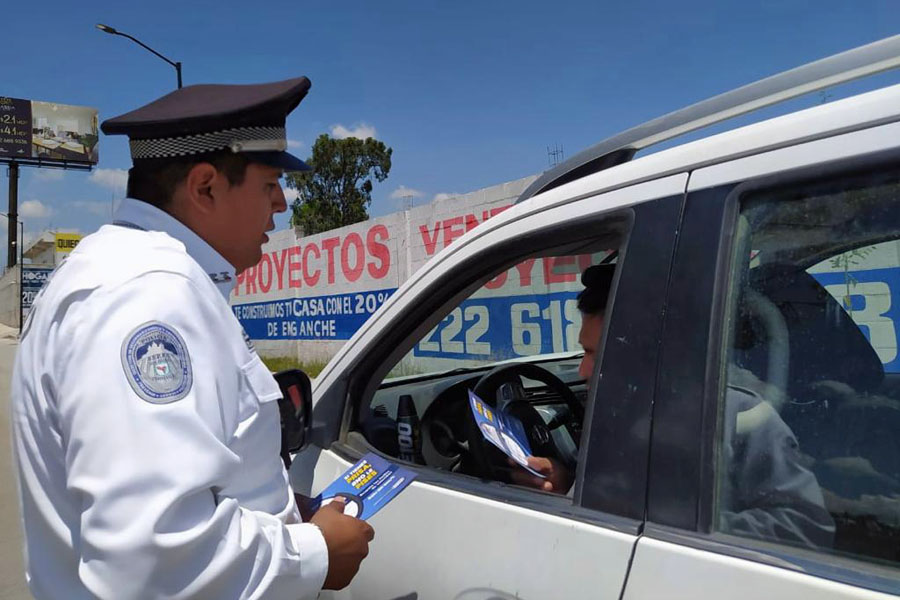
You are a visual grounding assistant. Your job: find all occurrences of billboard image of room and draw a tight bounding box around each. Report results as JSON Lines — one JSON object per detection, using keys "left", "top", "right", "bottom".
{"left": 31, "top": 101, "right": 99, "bottom": 163}
{"left": 0, "top": 97, "right": 98, "bottom": 164}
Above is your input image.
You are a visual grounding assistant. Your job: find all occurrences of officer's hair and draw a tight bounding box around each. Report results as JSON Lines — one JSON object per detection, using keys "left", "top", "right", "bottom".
{"left": 577, "top": 264, "right": 615, "bottom": 316}
{"left": 127, "top": 151, "right": 252, "bottom": 209}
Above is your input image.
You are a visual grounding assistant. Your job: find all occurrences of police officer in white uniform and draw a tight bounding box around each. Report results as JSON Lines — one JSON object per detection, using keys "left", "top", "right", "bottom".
{"left": 11, "top": 77, "right": 374, "bottom": 599}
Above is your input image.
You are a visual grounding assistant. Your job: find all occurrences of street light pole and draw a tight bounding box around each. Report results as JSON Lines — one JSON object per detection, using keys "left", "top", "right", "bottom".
{"left": 95, "top": 24, "right": 183, "bottom": 89}
{"left": 6, "top": 162, "right": 18, "bottom": 269}
{"left": 16, "top": 219, "right": 22, "bottom": 330}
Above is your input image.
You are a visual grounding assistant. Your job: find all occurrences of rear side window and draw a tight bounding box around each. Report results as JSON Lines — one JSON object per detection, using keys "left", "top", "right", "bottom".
{"left": 715, "top": 170, "right": 900, "bottom": 567}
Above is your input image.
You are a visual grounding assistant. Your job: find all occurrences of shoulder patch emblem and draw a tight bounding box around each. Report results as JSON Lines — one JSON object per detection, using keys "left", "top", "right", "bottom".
{"left": 241, "top": 327, "right": 256, "bottom": 354}
{"left": 121, "top": 321, "right": 193, "bottom": 404}
{"left": 209, "top": 271, "right": 233, "bottom": 283}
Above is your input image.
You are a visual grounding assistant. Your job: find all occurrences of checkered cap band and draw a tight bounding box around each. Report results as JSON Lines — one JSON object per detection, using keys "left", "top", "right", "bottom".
{"left": 129, "top": 126, "right": 287, "bottom": 159}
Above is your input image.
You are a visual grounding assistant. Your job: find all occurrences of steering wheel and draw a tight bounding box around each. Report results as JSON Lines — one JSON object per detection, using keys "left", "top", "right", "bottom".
{"left": 468, "top": 363, "right": 583, "bottom": 480}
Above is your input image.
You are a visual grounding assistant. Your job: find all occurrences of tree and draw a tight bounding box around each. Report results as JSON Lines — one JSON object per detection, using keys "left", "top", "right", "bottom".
{"left": 286, "top": 134, "right": 392, "bottom": 235}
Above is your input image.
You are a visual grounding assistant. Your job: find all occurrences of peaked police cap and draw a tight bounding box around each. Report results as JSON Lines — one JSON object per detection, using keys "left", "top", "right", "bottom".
{"left": 101, "top": 77, "right": 311, "bottom": 171}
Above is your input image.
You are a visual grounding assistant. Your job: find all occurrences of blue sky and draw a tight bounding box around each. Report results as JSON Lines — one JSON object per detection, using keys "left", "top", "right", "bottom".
{"left": 2, "top": 1, "right": 898, "bottom": 263}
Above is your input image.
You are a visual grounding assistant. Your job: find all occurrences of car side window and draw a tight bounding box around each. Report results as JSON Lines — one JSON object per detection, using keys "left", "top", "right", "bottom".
{"left": 355, "top": 227, "right": 627, "bottom": 496}
{"left": 390, "top": 252, "right": 609, "bottom": 374}
{"left": 716, "top": 170, "right": 900, "bottom": 567}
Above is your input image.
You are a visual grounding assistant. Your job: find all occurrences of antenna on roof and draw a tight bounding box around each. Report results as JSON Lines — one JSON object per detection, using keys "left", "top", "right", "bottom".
{"left": 547, "top": 144, "right": 564, "bottom": 167}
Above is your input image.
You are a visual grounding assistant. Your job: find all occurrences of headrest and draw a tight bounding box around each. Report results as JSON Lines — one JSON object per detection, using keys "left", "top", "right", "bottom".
{"left": 742, "top": 263, "right": 884, "bottom": 395}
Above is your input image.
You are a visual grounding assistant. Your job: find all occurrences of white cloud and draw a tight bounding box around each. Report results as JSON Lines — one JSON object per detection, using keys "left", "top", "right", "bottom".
{"left": 287, "top": 139, "right": 304, "bottom": 149}
{"left": 390, "top": 186, "right": 424, "bottom": 200}
{"left": 330, "top": 123, "right": 377, "bottom": 140}
{"left": 20, "top": 200, "right": 53, "bottom": 218}
{"left": 283, "top": 187, "right": 300, "bottom": 202}
{"left": 89, "top": 168, "right": 128, "bottom": 191}
{"left": 432, "top": 192, "right": 461, "bottom": 203}
{"left": 33, "top": 169, "right": 65, "bottom": 182}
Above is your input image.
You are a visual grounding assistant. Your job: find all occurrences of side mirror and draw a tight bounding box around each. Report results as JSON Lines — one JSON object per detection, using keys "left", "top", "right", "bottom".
{"left": 273, "top": 369, "right": 313, "bottom": 468}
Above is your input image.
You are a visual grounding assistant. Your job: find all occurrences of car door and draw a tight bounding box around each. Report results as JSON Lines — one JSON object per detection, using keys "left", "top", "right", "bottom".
{"left": 291, "top": 174, "right": 686, "bottom": 599}
{"left": 625, "top": 116, "right": 900, "bottom": 596}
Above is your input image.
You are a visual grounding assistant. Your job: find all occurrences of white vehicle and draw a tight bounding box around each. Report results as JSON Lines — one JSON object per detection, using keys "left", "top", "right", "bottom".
{"left": 288, "top": 37, "right": 900, "bottom": 598}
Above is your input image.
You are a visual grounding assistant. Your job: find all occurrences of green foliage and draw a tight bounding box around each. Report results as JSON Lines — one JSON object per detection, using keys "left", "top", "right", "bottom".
{"left": 286, "top": 134, "right": 392, "bottom": 235}
{"left": 260, "top": 355, "right": 328, "bottom": 378}
{"left": 79, "top": 133, "right": 99, "bottom": 152}
{"left": 830, "top": 246, "right": 877, "bottom": 313}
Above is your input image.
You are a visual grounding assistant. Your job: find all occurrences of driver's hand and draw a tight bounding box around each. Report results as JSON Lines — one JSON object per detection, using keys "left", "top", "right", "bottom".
{"left": 509, "top": 456, "right": 572, "bottom": 494}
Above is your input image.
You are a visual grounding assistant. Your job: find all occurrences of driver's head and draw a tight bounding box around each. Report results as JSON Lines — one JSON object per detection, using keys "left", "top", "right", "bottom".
{"left": 576, "top": 264, "right": 615, "bottom": 382}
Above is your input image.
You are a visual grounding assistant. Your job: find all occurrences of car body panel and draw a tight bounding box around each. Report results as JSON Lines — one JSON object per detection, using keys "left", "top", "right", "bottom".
{"left": 295, "top": 448, "right": 637, "bottom": 600}
{"left": 624, "top": 538, "right": 896, "bottom": 600}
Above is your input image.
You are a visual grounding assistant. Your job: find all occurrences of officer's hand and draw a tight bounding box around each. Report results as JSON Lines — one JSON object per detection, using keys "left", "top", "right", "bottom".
{"left": 311, "top": 498, "right": 375, "bottom": 590}
{"left": 509, "top": 456, "right": 572, "bottom": 493}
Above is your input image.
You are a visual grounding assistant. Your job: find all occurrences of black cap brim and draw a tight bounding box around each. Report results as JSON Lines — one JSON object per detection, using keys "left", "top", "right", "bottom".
{"left": 246, "top": 151, "right": 310, "bottom": 172}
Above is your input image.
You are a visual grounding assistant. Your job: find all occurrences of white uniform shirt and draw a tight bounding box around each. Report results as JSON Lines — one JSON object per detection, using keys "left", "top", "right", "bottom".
{"left": 12, "top": 198, "right": 328, "bottom": 600}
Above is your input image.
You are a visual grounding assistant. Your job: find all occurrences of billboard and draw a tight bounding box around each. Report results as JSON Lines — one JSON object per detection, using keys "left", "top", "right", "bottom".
{"left": 22, "top": 266, "right": 53, "bottom": 313}
{"left": 229, "top": 176, "right": 539, "bottom": 363}
{"left": 0, "top": 97, "right": 98, "bottom": 165}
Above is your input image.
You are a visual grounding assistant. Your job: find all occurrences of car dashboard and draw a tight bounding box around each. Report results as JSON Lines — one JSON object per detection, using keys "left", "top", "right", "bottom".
{"left": 358, "top": 356, "right": 587, "bottom": 478}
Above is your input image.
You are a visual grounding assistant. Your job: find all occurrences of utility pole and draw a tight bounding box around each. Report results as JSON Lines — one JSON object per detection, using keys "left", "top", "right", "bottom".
{"left": 7, "top": 162, "right": 19, "bottom": 268}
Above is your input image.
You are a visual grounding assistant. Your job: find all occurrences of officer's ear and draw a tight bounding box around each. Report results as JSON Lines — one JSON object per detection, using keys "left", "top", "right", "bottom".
{"left": 183, "top": 162, "right": 219, "bottom": 214}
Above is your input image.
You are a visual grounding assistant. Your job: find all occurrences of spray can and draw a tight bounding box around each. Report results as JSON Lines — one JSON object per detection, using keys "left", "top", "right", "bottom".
{"left": 397, "top": 394, "right": 423, "bottom": 464}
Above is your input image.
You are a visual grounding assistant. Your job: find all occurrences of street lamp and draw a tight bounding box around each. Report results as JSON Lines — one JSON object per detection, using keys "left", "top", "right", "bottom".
{"left": 95, "top": 23, "right": 183, "bottom": 89}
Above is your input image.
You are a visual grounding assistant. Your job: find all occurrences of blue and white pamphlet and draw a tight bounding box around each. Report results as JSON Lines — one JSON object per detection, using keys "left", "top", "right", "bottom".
{"left": 467, "top": 389, "right": 546, "bottom": 478}
{"left": 310, "top": 452, "right": 416, "bottom": 520}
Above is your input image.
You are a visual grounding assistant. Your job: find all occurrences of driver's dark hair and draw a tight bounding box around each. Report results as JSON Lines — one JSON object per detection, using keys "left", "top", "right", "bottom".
{"left": 577, "top": 264, "right": 615, "bottom": 316}
{"left": 126, "top": 150, "right": 252, "bottom": 210}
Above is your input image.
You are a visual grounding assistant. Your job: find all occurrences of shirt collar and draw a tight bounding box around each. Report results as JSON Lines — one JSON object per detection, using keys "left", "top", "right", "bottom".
{"left": 113, "top": 198, "right": 236, "bottom": 299}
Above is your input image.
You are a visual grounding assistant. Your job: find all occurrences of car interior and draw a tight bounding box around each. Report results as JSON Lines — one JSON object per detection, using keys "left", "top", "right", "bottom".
{"left": 728, "top": 176, "right": 900, "bottom": 564}
{"left": 355, "top": 244, "right": 622, "bottom": 488}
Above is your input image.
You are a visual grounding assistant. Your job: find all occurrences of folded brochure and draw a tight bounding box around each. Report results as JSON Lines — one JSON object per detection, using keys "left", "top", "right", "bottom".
{"left": 310, "top": 452, "right": 416, "bottom": 520}
{"left": 467, "top": 389, "right": 546, "bottom": 478}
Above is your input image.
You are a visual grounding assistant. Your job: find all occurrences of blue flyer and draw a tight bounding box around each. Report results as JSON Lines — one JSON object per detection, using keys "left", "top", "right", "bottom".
{"left": 467, "top": 389, "right": 546, "bottom": 478}
{"left": 310, "top": 452, "right": 416, "bottom": 520}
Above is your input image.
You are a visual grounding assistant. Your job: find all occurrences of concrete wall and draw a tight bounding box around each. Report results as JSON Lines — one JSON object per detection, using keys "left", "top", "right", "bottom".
{"left": 229, "top": 176, "right": 537, "bottom": 363}
{"left": 0, "top": 266, "right": 20, "bottom": 329}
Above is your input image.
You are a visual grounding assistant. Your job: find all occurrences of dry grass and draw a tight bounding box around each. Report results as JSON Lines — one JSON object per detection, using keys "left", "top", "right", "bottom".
{"left": 260, "top": 355, "right": 329, "bottom": 378}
